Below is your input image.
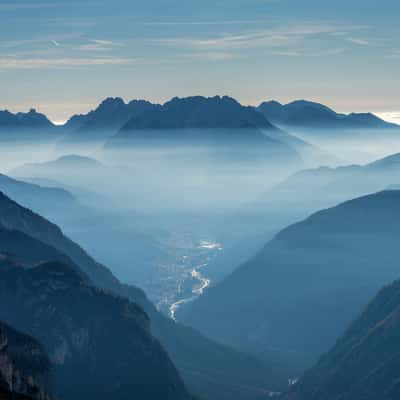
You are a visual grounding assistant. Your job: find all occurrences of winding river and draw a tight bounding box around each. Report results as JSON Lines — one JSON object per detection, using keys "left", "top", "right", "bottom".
{"left": 168, "top": 241, "right": 221, "bottom": 321}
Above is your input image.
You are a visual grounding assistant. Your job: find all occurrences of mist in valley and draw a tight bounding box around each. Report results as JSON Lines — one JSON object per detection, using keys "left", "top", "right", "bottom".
{"left": 1, "top": 98, "right": 400, "bottom": 400}
{"left": 3, "top": 120, "right": 400, "bottom": 318}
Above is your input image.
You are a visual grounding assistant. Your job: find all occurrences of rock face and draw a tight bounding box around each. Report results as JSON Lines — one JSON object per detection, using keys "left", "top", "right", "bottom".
{"left": 180, "top": 190, "right": 400, "bottom": 368}
{"left": 258, "top": 100, "right": 398, "bottom": 129}
{"left": 0, "top": 258, "right": 192, "bottom": 400}
{"left": 0, "top": 191, "right": 283, "bottom": 400}
{"left": 284, "top": 278, "right": 400, "bottom": 400}
{"left": 0, "top": 322, "right": 51, "bottom": 400}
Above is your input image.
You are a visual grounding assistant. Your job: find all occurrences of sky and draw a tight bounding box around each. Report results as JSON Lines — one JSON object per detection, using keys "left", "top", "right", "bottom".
{"left": 0, "top": 0, "right": 399, "bottom": 123}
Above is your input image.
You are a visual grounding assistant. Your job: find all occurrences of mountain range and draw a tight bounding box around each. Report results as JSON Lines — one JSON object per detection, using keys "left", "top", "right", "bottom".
{"left": 179, "top": 190, "right": 400, "bottom": 370}
{"left": 0, "top": 109, "right": 54, "bottom": 131}
{"left": 258, "top": 100, "right": 398, "bottom": 130}
{"left": 1, "top": 96, "right": 396, "bottom": 144}
{"left": 250, "top": 152, "right": 400, "bottom": 222}
{"left": 61, "top": 97, "right": 159, "bottom": 142}
{"left": 0, "top": 109, "right": 54, "bottom": 141}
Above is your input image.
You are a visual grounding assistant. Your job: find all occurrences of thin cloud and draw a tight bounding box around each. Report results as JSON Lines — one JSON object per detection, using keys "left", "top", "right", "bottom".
{"left": 155, "top": 24, "right": 361, "bottom": 50}
{"left": 77, "top": 39, "right": 123, "bottom": 52}
{"left": 271, "top": 48, "right": 345, "bottom": 57}
{"left": 0, "top": 2, "right": 57, "bottom": 10}
{"left": 347, "top": 37, "right": 369, "bottom": 46}
{"left": 271, "top": 50, "right": 303, "bottom": 57}
{"left": 0, "top": 57, "right": 132, "bottom": 69}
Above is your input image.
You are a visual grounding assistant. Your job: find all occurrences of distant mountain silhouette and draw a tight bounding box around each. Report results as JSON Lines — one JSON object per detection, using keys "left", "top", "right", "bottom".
{"left": 258, "top": 100, "right": 398, "bottom": 129}
{"left": 106, "top": 96, "right": 303, "bottom": 167}
{"left": 257, "top": 152, "right": 400, "bottom": 214}
{"left": 0, "top": 191, "right": 285, "bottom": 400}
{"left": 180, "top": 190, "right": 400, "bottom": 369}
{"left": 208, "top": 152, "right": 400, "bottom": 282}
{"left": 0, "top": 109, "right": 55, "bottom": 141}
{"left": 11, "top": 154, "right": 106, "bottom": 182}
{"left": 0, "top": 173, "right": 79, "bottom": 218}
{"left": 0, "top": 109, "right": 54, "bottom": 131}
{"left": 61, "top": 97, "right": 159, "bottom": 141}
{"left": 284, "top": 277, "right": 400, "bottom": 400}
{"left": 122, "top": 96, "right": 275, "bottom": 130}
{"left": 239, "top": 152, "right": 400, "bottom": 235}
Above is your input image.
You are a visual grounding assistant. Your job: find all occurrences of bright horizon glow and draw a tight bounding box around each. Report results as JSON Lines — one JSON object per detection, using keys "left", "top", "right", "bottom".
{"left": 375, "top": 112, "right": 400, "bottom": 125}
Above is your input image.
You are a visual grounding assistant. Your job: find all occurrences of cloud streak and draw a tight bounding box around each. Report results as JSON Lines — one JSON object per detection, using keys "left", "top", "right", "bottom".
{"left": 0, "top": 57, "right": 132, "bottom": 69}
{"left": 154, "top": 23, "right": 362, "bottom": 51}
{"left": 77, "top": 39, "right": 123, "bottom": 52}
{"left": 347, "top": 37, "right": 369, "bottom": 46}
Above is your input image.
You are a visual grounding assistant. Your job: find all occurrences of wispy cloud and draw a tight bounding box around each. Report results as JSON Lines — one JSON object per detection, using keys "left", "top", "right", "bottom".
{"left": 271, "top": 50, "right": 303, "bottom": 57}
{"left": 154, "top": 23, "right": 360, "bottom": 51}
{"left": 77, "top": 39, "right": 123, "bottom": 52}
{"left": 0, "top": 57, "right": 132, "bottom": 69}
{"left": 0, "top": 2, "right": 57, "bottom": 10}
{"left": 271, "top": 48, "right": 345, "bottom": 57}
{"left": 347, "top": 37, "right": 369, "bottom": 46}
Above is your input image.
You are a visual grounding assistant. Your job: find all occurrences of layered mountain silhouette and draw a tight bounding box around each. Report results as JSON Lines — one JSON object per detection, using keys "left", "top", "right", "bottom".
{"left": 258, "top": 100, "right": 398, "bottom": 130}
{"left": 105, "top": 95, "right": 302, "bottom": 166}
{"left": 245, "top": 152, "right": 400, "bottom": 235}
{"left": 0, "top": 173, "right": 79, "bottom": 219}
{"left": 284, "top": 277, "right": 400, "bottom": 400}
{"left": 0, "top": 109, "right": 54, "bottom": 131}
{"left": 61, "top": 97, "right": 159, "bottom": 141}
{"left": 205, "top": 152, "right": 400, "bottom": 283}
{"left": 0, "top": 191, "right": 284, "bottom": 400}
{"left": 122, "top": 96, "right": 275, "bottom": 130}
{"left": 0, "top": 321, "right": 52, "bottom": 400}
{"left": 180, "top": 190, "right": 400, "bottom": 369}
{"left": 0, "top": 109, "right": 55, "bottom": 141}
{"left": 11, "top": 155, "right": 108, "bottom": 189}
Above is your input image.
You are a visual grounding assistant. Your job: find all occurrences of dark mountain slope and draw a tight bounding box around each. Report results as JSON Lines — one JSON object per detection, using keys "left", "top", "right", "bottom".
{"left": 0, "top": 258, "right": 191, "bottom": 400}
{"left": 0, "top": 191, "right": 284, "bottom": 400}
{"left": 180, "top": 190, "right": 400, "bottom": 368}
{"left": 258, "top": 100, "right": 398, "bottom": 129}
{"left": 0, "top": 321, "right": 52, "bottom": 400}
{"left": 284, "top": 278, "right": 400, "bottom": 400}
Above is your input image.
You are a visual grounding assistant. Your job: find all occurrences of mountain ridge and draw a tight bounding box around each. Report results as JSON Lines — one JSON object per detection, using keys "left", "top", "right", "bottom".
{"left": 258, "top": 99, "right": 398, "bottom": 129}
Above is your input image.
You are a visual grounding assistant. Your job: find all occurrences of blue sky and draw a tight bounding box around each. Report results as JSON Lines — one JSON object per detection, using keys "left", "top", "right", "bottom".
{"left": 0, "top": 0, "right": 399, "bottom": 122}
